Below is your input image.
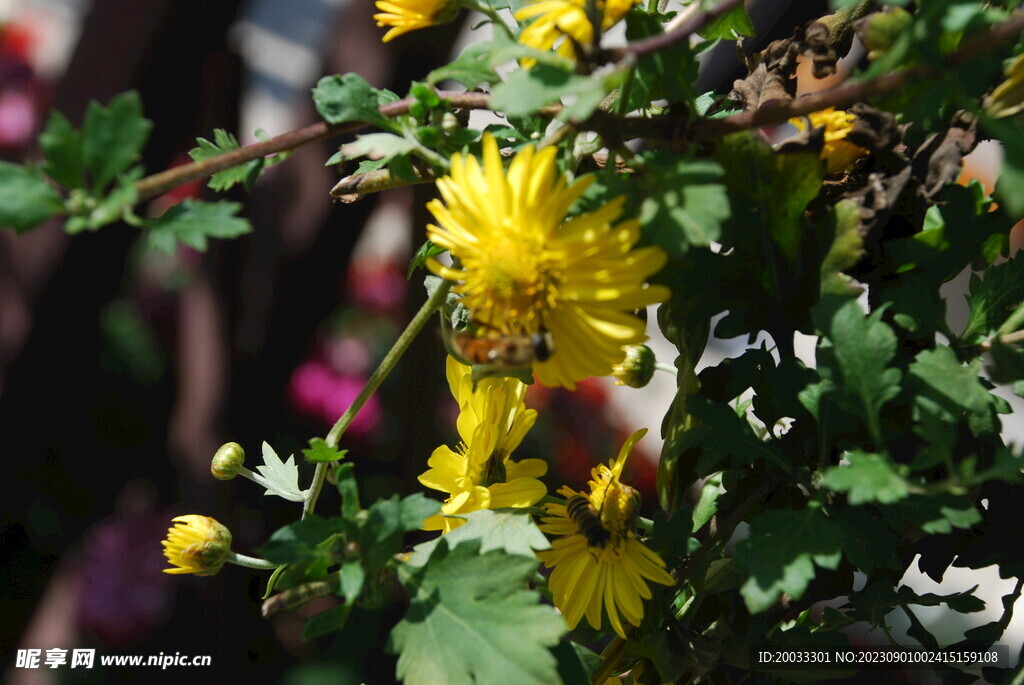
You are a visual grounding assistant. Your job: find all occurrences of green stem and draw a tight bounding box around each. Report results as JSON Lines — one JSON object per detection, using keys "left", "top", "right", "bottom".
{"left": 998, "top": 300, "right": 1024, "bottom": 337}
{"left": 226, "top": 551, "right": 279, "bottom": 570}
{"left": 464, "top": 0, "right": 516, "bottom": 40}
{"left": 592, "top": 637, "right": 627, "bottom": 683}
{"left": 302, "top": 279, "right": 454, "bottom": 518}
{"left": 655, "top": 361, "right": 677, "bottom": 376}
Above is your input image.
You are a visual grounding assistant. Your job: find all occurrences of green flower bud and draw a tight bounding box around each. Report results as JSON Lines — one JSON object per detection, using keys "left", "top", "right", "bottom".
{"left": 612, "top": 344, "right": 656, "bottom": 388}
{"left": 858, "top": 8, "right": 911, "bottom": 62}
{"left": 211, "top": 442, "right": 245, "bottom": 480}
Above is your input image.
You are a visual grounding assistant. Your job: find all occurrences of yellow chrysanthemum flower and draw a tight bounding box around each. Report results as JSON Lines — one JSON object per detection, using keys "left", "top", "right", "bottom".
{"left": 373, "top": 0, "right": 460, "bottom": 43}
{"left": 161, "top": 515, "right": 232, "bottom": 576}
{"left": 537, "top": 428, "right": 674, "bottom": 638}
{"left": 515, "top": 0, "right": 640, "bottom": 60}
{"left": 790, "top": 107, "right": 868, "bottom": 175}
{"left": 426, "top": 134, "right": 669, "bottom": 389}
{"left": 419, "top": 356, "right": 548, "bottom": 532}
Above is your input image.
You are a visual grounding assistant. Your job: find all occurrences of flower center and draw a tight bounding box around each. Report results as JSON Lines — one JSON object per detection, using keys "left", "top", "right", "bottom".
{"left": 473, "top": 235, "right": 550, "bottom": 321}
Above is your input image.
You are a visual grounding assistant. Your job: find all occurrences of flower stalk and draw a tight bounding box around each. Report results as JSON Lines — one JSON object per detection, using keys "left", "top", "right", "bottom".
{"left": 303, "top": 279, "right": 454, "bottom": 518}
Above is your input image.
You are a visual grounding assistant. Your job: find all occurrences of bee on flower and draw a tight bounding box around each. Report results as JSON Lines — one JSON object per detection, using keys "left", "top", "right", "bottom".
{"left": 419, "top": 356, "right": 548, "bottom": 532}
{"left": 373, "top": 0, "right": 460, "bottom": 43}
{"left": 789, "top": 107, "right": 868, "bottom": 175}
{"left": 426, "top": 134, "right": 669, "bottom": 389}
{"left": 516, "top": 0, "right": 641, "bottom": 61}
{"left": 161, "top": 515, "right": 232, "bottom": 576}
{"left": 538, "top": 428, "right": 674, "bottom": 638}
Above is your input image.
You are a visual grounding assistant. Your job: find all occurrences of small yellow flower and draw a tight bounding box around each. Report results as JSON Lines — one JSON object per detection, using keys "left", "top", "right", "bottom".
{"left": 161, "top": 515, "right": 232, "bottom": 576}
{"left": 515, "top": 0, "right": 640, "bottom": 61}
{"left": 374, "top": 0, "right": 460, "bottom": 43}
{"left": 790, "top": 107, "right": 868, "bottom": 175}
{"left": 426, "top": 134, "right": 669, "bottom": 389}
{"left": 538, "top": 428, "right": 674, "bottom": 638}
{"left": 419, "top": 356, "right": 548, "bottom": 532}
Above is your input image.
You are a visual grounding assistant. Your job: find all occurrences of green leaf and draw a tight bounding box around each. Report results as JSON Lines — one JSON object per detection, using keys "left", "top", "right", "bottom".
{"left": 814, "top": 300, "right": 902, "bottom": 434}
{"left": 249, "top": 440, "right": 305, "bottom": 502}
{"left": 552, "top": 641, "right": 601, "bottom": 685}
{"left": 625, "top": 12, "right": 701, "bottom": 107}
{"left": 188, "top": 129, "right": 263, "bottom": 192}
{"left": 302, "top": 437, "right": 347, "bottom": 463}
{"left": 39, "top": 111, "right": 85, "bottom": 189}
{"left": 65, "top": 168, "right": 141, "bottom": 234}
{"left": 897, "top": 586, "right": 986, "bottom": 614}
{"left": 830, "top": 508, "right": 903, "bottom": 573}
{"left": 335, "top": 462, "right": 362, "bottom": 518}
{"left": 312, "top": 73, "right": 394, "bottom": 131}
{"left": 302, "top": 604, "right": 353, "bottom": 640}
{"left": 340, "top": 560, "right": 366, "bottom": 604}
{"left": 995, "top": 123, "right": 1024, "bottom": 219}
{"left": 698, "top": 3, "right": 755, "bottom": 39}
{"left": 408, "top": 240, "right": 446, "bottom": 279}
{"left": 146, "top": 199, "right": 252, "bottom": 253}
{"left": 908, "top": 346, "right": 1002, "bottom": 437}
{"left": 406, "top": 509, "right": 550, "bottom": 567}
{"left": 889, "top": 494, "right": 981, "bottom": 535}
{"left": 83, "top": 91, "right": 153, "bottom": 193}
{"left": 735, "top": 504, "right": 843, "bottom": 613}
{"left": 490, "top": 64, "right": 609, "bottom": 121}
{"left": 345, "top": 132, "right": 418, "bottom": 162}
{"left": 637, "top": 152, "right": 730, "bottom": 258}
{"left": 258, "top": 515, "right": 345, "bottom": 564}
{"left": 0, "top": 162, "right": 64, "bottom": 233}
{"left": 819, "top": 200, "right": 865, "bottom": 297}
{"left": 427, "top": 42, "right": 500, "bottom": 90}
{"left": 356, "top": 494, "right": 440, "bottom": 573}
{"left": 962, "top": 256, "right": 1024, "bottom": 343}
{"left": 821, "top": 450, "right": 910, "bottom": 505}
{"left": 390, "top": 540, "right": 565, "bottom": 685}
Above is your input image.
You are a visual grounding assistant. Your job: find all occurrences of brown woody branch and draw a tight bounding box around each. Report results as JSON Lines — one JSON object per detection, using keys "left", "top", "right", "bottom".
{"left": 134, "top": 92, "right": 490, "bottom": 202}
{"left": 134, "top": 11, "right": 1023, "bottom": 203}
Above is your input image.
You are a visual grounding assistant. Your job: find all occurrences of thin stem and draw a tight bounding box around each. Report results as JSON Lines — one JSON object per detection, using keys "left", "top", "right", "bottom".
{"left": 592, "top": 636, "right": 628, "bottom": 684}
{"left": 998, "top": 300, "right": 1024, "bottom": 337}
{"left": 134, "top": 92, "right": 490, "bottom": 202}
{"left": 614, "top": 0, "right": 745, "bottom": 59}
{"left": 330, "top": 167, "right": 436, "bottom": 203}
{"left": 226, "top": 551, "right": 279, "bottom": 570}
{"left": 464, "top": 0, "right": 516, "bottom": 40}
{"left": 655, "top": 361, "right": 678, "bottom": 376}
{"left": 302, "top": 279, "right": 454, "bottom": 518}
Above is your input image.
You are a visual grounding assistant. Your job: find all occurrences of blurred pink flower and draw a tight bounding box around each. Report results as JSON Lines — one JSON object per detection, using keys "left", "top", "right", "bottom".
{"left": 0, "top": 89, "right": 36, "bottom": 146}
{"left": 348, "top": 261, "right": 407, "bottom": 312}
{"left": 289, "top": 360, "right": 381, "bottom": 436}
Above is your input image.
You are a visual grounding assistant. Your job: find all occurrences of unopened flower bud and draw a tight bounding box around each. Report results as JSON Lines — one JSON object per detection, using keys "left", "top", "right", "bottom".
{"left": 161, "top": 515, "right": 232, "bottom": 576}
{"left": 612, "top": 344, "right": 656, "bottom": 388}
{"left": 211, "top": 442, "right": 245, "bottom": 480}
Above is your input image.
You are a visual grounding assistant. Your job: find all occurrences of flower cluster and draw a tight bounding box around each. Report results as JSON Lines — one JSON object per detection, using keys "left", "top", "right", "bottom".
{"left": 426, "top": 134, "right": 668, "bottom": 389}
{"left": 419, "top": 356, "right": 548, "bottom": 532}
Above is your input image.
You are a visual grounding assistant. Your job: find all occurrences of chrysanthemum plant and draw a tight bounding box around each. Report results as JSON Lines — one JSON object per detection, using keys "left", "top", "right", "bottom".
{"left": 8, "top": 0, "right": 1024, "bottom": 682}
